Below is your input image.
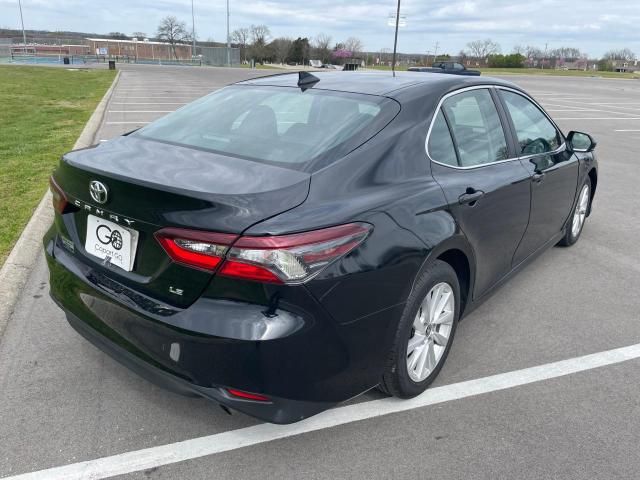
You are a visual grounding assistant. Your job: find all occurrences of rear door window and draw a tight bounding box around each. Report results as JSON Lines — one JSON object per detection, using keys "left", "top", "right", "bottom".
{"left": 441, "top": 89, "right": 509, "bottom": 167}
{"left": 427, "top": 110, "right": 458, "bottom": 167}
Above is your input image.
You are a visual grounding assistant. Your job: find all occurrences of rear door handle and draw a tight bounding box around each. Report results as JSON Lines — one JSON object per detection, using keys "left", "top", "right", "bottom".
{"left": 532, "top": 172, "right": 545, "bottom": 183}
{"left": 458, "top": 190, "right": 485, "bottom": 205}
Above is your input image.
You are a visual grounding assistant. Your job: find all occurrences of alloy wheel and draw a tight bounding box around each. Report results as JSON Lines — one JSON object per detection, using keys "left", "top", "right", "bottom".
{"left": 571, "top": 184, "right": 590, "bottom": 238}
{"left": 406, "top": 282, "right": 455, "bottom": 382}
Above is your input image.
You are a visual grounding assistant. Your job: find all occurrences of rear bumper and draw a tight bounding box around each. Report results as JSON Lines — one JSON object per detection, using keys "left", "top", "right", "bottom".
{"left": 44, "top": 230, "right": 396, "bottom": 423}
{"left": 61, "top": 306, "right": 327, "bottom": 424}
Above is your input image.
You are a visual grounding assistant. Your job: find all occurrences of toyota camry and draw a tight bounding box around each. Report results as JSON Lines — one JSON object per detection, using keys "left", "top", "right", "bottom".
{"left": 44, "top": 71, "right": 598, "bottom": 424}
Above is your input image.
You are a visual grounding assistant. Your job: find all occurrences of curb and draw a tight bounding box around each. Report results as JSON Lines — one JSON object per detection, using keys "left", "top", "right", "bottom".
{"left": 0, "top": 70, "right": 121, "bottom": 341}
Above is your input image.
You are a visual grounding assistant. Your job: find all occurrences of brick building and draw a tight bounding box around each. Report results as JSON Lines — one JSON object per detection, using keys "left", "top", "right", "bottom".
{"left": 86, "top": 38, "right": 192, "bottom": 60}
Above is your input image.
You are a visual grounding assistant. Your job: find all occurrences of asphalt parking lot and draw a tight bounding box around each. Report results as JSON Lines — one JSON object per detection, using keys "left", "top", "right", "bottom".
{"left": 1, "top": 65, "right": 639, "bottom": 479}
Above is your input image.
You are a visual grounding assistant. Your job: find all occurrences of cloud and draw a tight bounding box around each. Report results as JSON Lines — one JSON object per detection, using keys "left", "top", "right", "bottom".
{"left": 0, "top": 0, "right": 638, "bottom": 57}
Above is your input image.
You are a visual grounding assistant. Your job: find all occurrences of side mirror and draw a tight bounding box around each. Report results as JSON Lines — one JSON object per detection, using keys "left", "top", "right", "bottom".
{"left": 567, "top": 131, "right": 596, "bottom": 153}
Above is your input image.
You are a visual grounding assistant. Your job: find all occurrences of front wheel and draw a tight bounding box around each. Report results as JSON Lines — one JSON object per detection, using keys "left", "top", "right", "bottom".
{"left": 558, "top": 178, "right": 591, "bottom": 247}
{"left": 379, "top": 260, "right": 460, "bottom": 398}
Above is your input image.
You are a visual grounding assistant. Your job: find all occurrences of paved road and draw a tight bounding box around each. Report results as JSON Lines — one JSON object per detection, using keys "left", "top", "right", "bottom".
{"left": 1, "top": 65, "right": 639, "bottom": 479}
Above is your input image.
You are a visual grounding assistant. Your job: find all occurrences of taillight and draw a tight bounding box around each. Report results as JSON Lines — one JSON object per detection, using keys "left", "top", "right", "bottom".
{"left": 221, "top": 223, "right": 372, "bottom": 284}
{"left": 225, "top": 388, "right": 271, "bottom": 402}
{"left": 154, "top": 228, "right": 238, "bottom": 271}
{"left": 49, "top": 176, "right": 68, "bottom": 214}
{"left": 155, "top": 223, "right": 372, "bottom": 284}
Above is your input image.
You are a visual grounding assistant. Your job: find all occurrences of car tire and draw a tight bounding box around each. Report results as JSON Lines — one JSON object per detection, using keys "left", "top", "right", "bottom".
{"left": 558, "top": 178, "right": 591, "bottom": 247}
{"left": 379, "top": 260, "right": 460, "bottom": 398}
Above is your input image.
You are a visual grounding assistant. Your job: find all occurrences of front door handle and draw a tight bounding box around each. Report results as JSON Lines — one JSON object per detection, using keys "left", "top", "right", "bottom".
{"left": 532, "top": 172, "right": 545, "bottom": 183}
{"left": 458, "top": 189, "right": 485, "bottom": 205}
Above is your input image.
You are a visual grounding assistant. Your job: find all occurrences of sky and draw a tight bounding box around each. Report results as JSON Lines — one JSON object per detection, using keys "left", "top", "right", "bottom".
{"left": 1, "top": 0, "right": 639, "bottom": 58}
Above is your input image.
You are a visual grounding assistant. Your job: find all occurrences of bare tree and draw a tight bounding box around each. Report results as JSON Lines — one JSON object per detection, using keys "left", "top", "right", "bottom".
{"left": 250, "top": 24, "right": 271, "bottom": 45}
{"left": 271, "top": 37, "right": 293, "bottom": 64}
{"left": 248, "top": 24, "right": 271, "bottom": 62}
{"left": 512, "top": 45, "right": 524, "bottom": 55}
{"left": 466, "top": 38, "right": 500, "bottom": 58}
{"left": 550, "top": 47, "right": 582, "bottom": 60}
{"left": 603, "top": 48, "right": 636, "bottom": 61}
{"left": 131, "top": 31, "right": 147, "bottom": 39}
{"left": 313, "top": 33, "right": 332, "bottom": 63}
{"left": 343, "top": 37, "right": 364, "bottom": 56}
{"left": 156, "top": 16, "right": 189, "bottom": 59}
{"left": 231, "top": 27, "right": 250, "bottom": 62}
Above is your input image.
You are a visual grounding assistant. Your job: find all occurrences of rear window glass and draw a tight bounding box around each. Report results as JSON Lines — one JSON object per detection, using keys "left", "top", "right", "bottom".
{"left": 135, "top": 86, "right": 399, "bottom": 171}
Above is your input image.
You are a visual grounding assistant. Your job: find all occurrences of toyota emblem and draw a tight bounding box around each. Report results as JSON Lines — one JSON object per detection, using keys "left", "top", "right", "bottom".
{"left": 89, "top": 180, "right": 109, "bottom": 204}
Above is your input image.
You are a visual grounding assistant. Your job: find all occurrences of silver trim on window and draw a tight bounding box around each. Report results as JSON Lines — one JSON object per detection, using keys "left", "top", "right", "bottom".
{"left": 425, "top": 85, "right": 567, "bottom": 170}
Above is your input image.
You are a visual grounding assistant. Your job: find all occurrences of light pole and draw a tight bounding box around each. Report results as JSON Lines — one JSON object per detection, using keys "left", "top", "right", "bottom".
{"left": 18, "top": 0, "right": 27, "bottom": 54}
{"left": 391, "top": 0, "right": 401, "bottom": 76}
{"left": 226, "top": 0, "right": 231, "bottom": 66}
{"left": 191, "top": 0, "right": 196, "bottom": 58}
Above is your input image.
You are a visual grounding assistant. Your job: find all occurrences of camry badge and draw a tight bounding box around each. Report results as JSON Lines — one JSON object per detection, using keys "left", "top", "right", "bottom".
{"left": 89, "top": 180, "right": 109, "bottom": 204}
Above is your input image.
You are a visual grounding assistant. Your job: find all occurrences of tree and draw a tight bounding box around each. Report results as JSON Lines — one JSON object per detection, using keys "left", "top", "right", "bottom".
{"left": 131, "top": 31, "right": 147, "bottom": 39}
{"left": 343, "top": 37, "right": 363, "bottom": 57}
{"left": 249, "top": 24, "right": 271, "bottom": 62}
{"left": 488, "top": 53, "right": 525, "bottom": 68}
{"left": 231, "top": 27, "right": 250, "bottom": 62}
{"left": 512, "top": 45, "right": 524, "bottom": 55}
{"left": 550, "top": 47, "right": 581, "bottom": 60}
{"left": 289, "top": 37, "right": 310, "bottom": 64}
{"left": 156, "top": 16, "right": 189, "bottom": 59}
{"left": 108, "top": 32, "right": 128, "bottom": 39}
{"left": 313, "top": 33, "right": 332, "bottom": 63}
{"left": 270, "top": 37, "right": 293, "bottom": 64}
{"left": 466, "top": 38, "right": 500, "bottom": 58}
{"left": 603, "top": 48, "right": 636, "bottom": 61}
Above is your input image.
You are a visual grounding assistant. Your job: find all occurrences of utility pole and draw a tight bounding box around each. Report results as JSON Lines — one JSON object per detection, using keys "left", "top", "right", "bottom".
{"left": 191, "top": 0, "right": 196, "bottom": 58}
{"left": 391, "top": 0, "right": 401, "bottom": 76}
{"left": 18, "top": 0, "right": 27, "bottom": 54}
{"left": 226, "top": 0, "right": 231, "bottom": 66}
{"left": 433, "top": 41, "right": 439, "bottom": 64}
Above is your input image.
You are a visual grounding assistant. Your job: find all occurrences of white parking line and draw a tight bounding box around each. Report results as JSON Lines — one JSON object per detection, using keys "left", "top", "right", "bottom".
{"left": 104, "top": 121, "right": 151, "bottom": 125}
{"left": 614, "top": 129, "right": 640, "bottom": 132}
{"left": 554, "top": 117, "right": 640, "bottom": 120}
{"left": 5, "top": 342, "right": 640, "bottom": 480}
{"left": 108, "top": 110, "right": 173, "bottom": 113}
{"left": 111, "top": 96, "right": 201, "bottom": 99}
{"left": 110, "top": 102, "right": 186, "bottom": 105}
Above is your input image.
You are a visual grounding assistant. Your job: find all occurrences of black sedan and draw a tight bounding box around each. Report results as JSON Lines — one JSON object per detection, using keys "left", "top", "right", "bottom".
{"left": 44, "top": 72, "right": 598, "bottom": 424}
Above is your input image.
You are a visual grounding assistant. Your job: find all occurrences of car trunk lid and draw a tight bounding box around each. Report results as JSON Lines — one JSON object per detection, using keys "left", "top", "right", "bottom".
{"left": 54, "top": 136, "right": 310, "bottom": 307}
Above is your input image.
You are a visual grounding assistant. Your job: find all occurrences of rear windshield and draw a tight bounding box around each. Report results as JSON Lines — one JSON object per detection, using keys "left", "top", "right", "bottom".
{"left": 135, "top": 85, "right": 399, "bottom": 171}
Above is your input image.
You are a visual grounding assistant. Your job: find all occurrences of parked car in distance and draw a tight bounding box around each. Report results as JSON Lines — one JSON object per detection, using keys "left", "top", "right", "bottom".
{"left": 45, "top": 71, "right": 597, "bottom": 424}
{"left": 409, "top": 62, "right": 481, "bottom": 76}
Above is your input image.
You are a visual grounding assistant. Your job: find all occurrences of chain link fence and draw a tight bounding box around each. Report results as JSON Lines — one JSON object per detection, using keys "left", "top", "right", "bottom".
{"left": 196, "top": 46, "right": 240, "bottom": 66}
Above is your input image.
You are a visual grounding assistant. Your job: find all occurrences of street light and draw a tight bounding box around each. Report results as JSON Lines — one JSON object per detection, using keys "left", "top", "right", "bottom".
{"left": 191, "top": 0, "right": 196, "bottom": 58}
{"left": 17, "top": 0, "right": 27, "bottom": 54}
{"left": 226, "top": 0, "right": 231, "bottom": 66}
{"left": 389, "top": 0, "right": 404, "bottom": 76}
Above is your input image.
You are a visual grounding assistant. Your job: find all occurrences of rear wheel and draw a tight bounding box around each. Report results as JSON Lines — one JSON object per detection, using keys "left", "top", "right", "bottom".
{"left": 558, "top": 178, "right": 591, "bottom": 247}
{"left": 379, "top": 260, "right": 459, "bottom": 398}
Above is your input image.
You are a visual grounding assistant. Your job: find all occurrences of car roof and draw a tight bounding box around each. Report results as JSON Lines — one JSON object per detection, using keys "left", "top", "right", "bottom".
{"left": 235, "top": 71, "right": 518, "bottom": 98}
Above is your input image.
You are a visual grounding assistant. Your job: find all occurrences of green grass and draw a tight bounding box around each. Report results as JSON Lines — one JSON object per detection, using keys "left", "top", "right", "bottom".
{"left": 479, "top": 67, "right": 640, "bottom": 79}
{"left": 367, "top": 65, "right": 639, "bottom": 79}
{"left": 236, "top": 63, "right": 282, "bottom": 70}
{"left": 0, "top": 65, "right": 116, "bottom": 265}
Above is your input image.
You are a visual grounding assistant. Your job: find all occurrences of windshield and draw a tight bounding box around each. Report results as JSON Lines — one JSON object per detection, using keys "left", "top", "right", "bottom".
{"left": 135, "top": 85, "right": 399, "bottom": 171}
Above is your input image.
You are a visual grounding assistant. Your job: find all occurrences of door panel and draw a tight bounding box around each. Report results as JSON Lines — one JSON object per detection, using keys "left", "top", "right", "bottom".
{"left": 432, "top": 161, "right": 532, "bottom": 297}
{"left": 497, "top": 89, "right": 580, "bottom": 264}
{"left": 428, "top": 88, "right": 531, "bottom": 299}
{"left": 513, "top": 152, "right": 578, "bottom": 264}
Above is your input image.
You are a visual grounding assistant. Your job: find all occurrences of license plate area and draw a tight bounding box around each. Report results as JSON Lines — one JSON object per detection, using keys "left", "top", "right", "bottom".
{"left": 84, "top": 215, "right": 139, "bottom": 272}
